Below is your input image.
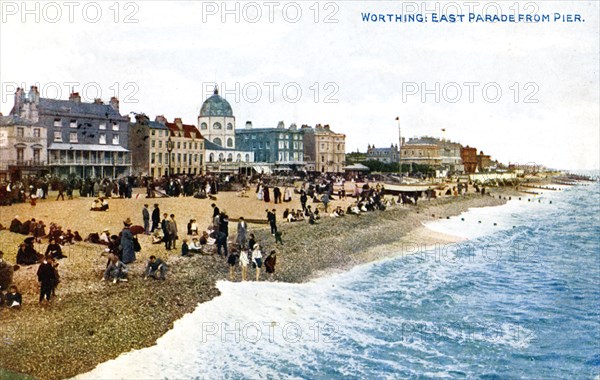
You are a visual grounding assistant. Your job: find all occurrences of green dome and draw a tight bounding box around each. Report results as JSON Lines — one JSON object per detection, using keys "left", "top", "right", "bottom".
{"left": 200, "top": 87, "right": 233, "bottom": 117}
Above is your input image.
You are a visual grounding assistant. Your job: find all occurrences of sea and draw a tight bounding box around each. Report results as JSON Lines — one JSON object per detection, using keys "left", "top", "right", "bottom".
{"left": 76, "top": 181, "right": 600, "bottom": 380}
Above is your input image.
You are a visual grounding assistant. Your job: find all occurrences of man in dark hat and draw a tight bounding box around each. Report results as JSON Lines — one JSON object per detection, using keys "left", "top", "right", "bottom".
{"left": 120, "top": 218, "right": 136, "bottom": 264}
{"left": 151, "top": 204, "right": 161, "bottom": 232}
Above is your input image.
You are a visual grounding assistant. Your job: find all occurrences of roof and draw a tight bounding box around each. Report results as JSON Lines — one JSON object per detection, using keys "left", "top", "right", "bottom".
{"left": 48, "top": 143, "right": 129, "bottom": 152}
{"left": 199, "top": 87, "right": 233, "bottom": 117}
{"left": 0, "top": 115, "right": 38, "bottom": 126}
{"left": 204, "top": 139, "right": 238, "bottom": 151}
{"left": 148, "top": 121, "right": 168, "bottom": 130}
{"left": 39, "top": 98, "right": 127, "bottom": 120}
{"left": 165, "top": 121, "right": 203, "bottom": 139}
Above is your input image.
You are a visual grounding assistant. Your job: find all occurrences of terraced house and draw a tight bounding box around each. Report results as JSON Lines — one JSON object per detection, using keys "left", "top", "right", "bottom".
{"left": 129, "top": 114, "right": 205, "bottom": 177}
{"left": 9, "top": 86, "right": 131, "bottom": 177}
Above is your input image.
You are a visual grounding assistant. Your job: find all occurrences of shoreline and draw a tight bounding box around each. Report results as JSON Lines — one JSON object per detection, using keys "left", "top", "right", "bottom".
{"left": 0, "top": 191, "right": 509, "bottom": 380}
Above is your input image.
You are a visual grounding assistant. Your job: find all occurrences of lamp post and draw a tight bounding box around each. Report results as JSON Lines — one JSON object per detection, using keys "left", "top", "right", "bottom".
{"left": 166, "top": 136, "right": 174, "bottom": 178}
{"left": 396, "top": 116, "right": 401, "bottom": 182}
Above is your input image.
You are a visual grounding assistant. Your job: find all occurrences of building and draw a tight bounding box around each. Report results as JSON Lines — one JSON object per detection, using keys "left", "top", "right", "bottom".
{"left": 366, "top": 144, "right": 399, "bottom": 163}
{"left": 461, "top": 146, "right": 478, "bottom": 173}
{"left": 198, "top": 87, "right": 236, "bottom": 149}
{"left": 302, "top": 124, "right": 346, "bottom": 173}
{"left": 404, "top": 136, "right": 463, "bottom": 172}
{"left": 400, "top": 142, "right": 442, "bottom": 166}
{"left": 10, "top": 86, "right": 131, "bottom": 178}
{"left": 129, "top": 114, "right": 205, "bottom": 177}
{"left": 235, "top": 121, "right": 304, "bottom": 170}
{"left": 0, "top": 114, "right": 47, "bottom": 181}
{"left": 197, "top": 86, "right": 253, "bottom": 173}
{"left": 477, "top": 151, "right": 493, "bottom": 172}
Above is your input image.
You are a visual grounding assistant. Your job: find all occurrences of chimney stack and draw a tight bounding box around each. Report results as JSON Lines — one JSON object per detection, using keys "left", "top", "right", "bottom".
{"left": 277, "top": 121, "right": 285, "bottom": 129}
{"left": 245, "top": 121, "right": 253, "bottom": 129}
{"left": 69, "top": 92, "right": 81, "bottom": 103}
{"left": 155, "top": 115, "right": 167, "bottom": 125}
{"left": 174, "top": 118, "right": 183, "bottom": 129}
{"left": 109, "top": 96, "right": 119, "bottom": 111}
{"left": 94, "top": 98, "right": 103, "bottom": 104}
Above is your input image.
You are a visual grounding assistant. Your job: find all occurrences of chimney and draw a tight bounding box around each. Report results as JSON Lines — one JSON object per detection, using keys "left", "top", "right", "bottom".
{"left": 109, "top": 96, "right": 119, "bottom": 111}
{"left": 93, "top": 98, "right": 103, "bottom": 104}
{"left": 155, "top": 115, "right": 167, "bottom": 125}
{"left": 324, "top": 124, "right": 330, "bottom": 130}
{"left": 29, "top": 86, "right": 40, "bottom": 104}
{"left": 13, "top": 87, "right": 24, "bottom": 113}
{"left": 277, "top": 121, "right": 285, "bottom": 129}
{"left": 289, "top": 123, "right": 297, "bottom": 130}
{"left": 401, "top": 137, "right": 405, "bottom": 146}
{"left": 174, "top": 118, "right": 183, "bottom": 129}
{"left": 245, "top": 121, "right": 253, "bottom": 129}
{"left": 69, "top": 92, "right": 81, "bottom": 103}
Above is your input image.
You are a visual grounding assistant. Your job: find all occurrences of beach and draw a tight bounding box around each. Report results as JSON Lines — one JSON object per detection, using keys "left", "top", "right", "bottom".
{"left": 0, "top": 187, "right": 508, "bottom": 380}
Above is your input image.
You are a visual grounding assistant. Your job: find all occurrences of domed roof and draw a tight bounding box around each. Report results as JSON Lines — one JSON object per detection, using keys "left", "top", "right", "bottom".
{"left": 200, "top": 87, "right": 233, "bottom": 117}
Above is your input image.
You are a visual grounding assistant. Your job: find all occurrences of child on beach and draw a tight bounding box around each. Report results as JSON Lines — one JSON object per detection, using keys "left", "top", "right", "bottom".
{"left": 228, "top": 251, "right": 238, "bottom": 281}
{"left": 239, "top": 249, "right": 249, "bottom": 281}
{"left": 6, "top": 285, "right": 22, "bottom": 308}
{"left": 252, "top": 244, "right": 263, "bottom": 281}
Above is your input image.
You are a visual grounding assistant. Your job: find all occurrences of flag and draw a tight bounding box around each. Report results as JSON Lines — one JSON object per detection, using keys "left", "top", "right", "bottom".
{"left": 395, "top": 116, "right": 400, "bottom": 120}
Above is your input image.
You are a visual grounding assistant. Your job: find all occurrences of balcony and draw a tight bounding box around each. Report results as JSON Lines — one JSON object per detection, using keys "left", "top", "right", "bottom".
{"left": 0, "top": 160, "right": 47, "bottom": 170}
{"left": 48, "top": 156, "right": 132, "bottom": 166}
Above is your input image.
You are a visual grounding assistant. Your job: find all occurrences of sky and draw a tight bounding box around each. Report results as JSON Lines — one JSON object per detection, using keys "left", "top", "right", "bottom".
{"left": 1, "top": 0, "right": 598, "bottom": 171}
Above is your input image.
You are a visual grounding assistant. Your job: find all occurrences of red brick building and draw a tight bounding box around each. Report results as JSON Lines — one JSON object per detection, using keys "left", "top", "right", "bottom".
{"left": 461, "top": 146, "right": 478, "bottom": 173}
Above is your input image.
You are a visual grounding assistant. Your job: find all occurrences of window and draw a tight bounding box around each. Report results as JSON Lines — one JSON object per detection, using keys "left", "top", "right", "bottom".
{"left": 17, "top": 127, "right": 24, "bottom": 137}
{"left": 236, "top": 153, "right": 241, "bottom": 162}
{"left": 195, "top": 142, "right": 198, "bottom": 149}
{"left": 33, "top": 149, "right": 41, "bottom": 163}
{"left": 158, "top": 141, "right": 163, "bottom": 148}
{"left": 213, "top": 122, "right": 222, "bottom": 130}
{"left": 245, "top": 154, "right": 250, "bottom": 162}
{"left": 151, "top": 129, "right": 156, "bottom": 136}
{"left": 151, "top": 153, "right": 156, "bottom": 164}
{"left": 183, "top": 142, "right": 187, "bottom": 149}
{"left": 209, "top": 153, "right": 214, "bottom": 162}
{"left": 33, "top": 128, "right": 40, "bottom": 137}
{"left": 227, "top": 138, "right": 233, "bottom": 147}
{"left": 70, "top": 132, "right": 78, "bottom": 143}
{"left": 321, "top": 143, "right": 325, "bottom": 149}
{"left": 201, "top": 122, "right": 207, "bottom": 130}
{"left": 99, "top": 123, "right": 106, "bottom": 130}
{"left": 16, "top": 148, "right": 24, "bottom": 163}
{"left": 227, "top": 153, "right": 233, "bottom": 162}
{"left": 152, "top": 140, "right": 156, "bottom": 148}
{"left": 213, "top": 137, "right": 222, "bottom": 146}
{"left": 279, "top": 141, "right": 284, "bottom": 149}
{"left": 112, "top": 122, "right": 119, "bottom": 131}
{"left": 70, "top": 120, "right": 77, "bottom": 128}
{"left": 54, "top": 131, "right": 62, "bottom": 142}
{"left": 54, "top": 118, "right": 61, "bottom": 127}
{"left": 227, "top": 123, "right": 233, "bottom": 130}
{"left": 218, "top": 153, "right": 224, "bottom": 161}
{"left": 112, "top": 135, "right": 119, "bottom": 145}
{"left": 158, "top": 153, "right": 162, "bottom": 164}
{"left": 99, "top": 133, "right": 106, "bottom": 144}
{"left": 183, "top": 153, "right": 187, "bottom": 163}
{"left": 178, "top": 153, "right": 181, "bottom": 163}
{"left": 177, "top": 142, "right": 181, "bottom": 149}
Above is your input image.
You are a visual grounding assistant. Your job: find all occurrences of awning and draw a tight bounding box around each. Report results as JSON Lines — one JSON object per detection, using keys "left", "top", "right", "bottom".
{"left": 343, "top": 163, "right": 370, "bottom": 171}
{"left": 274, "top": 166, "right": 292, "bottom": 171}
{"left": 48, "top": 143, "right": 129, "bottom": 152}
{"left": 252, "top": 165, "right": 272, "bottom": 175}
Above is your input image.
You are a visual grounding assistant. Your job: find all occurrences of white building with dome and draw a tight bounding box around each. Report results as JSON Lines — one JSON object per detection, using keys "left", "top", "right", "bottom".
{"left": 198, "top": 87, "right": 254, "bottom": 172}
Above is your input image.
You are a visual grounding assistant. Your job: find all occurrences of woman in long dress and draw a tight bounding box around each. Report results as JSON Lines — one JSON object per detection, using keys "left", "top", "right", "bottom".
{"left": 263, "top": 186, "right": 270, "bottom": 203}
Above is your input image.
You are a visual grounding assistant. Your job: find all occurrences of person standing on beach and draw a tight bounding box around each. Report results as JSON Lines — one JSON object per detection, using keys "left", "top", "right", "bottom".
{"left": 37, "top": 256, "right": 57, "bottom": 304}
{"left": 252, "top": 244, "right": 263, "bottom": 281}
{"left": 151, "top": 204, "right": 160, "bottom": 232}
{"left": 162, "top": 213, "right": 172, "bottom": 250}
{"left": 239, "top": 249, "right": 249, "bottom": 281}
{"left": 228, "top": 251, "right": 238, "bottom": 281}
{"left": 120, "top": 218, "right": 136, "bottom": 264}
{"left": 169, "top": 214, "right": 178, "bottom": 249}
{"left": 300, "top": 190, "right": 307, "bottom": 212}
{"left": 142, "top": 204, "right": 150, "bottom": 235}
{"left": 265, "top": 250, "right": 277, "bottom": 275}
{"left": 237, "top": 217, "right": 248, "bottom": 248}
{"left": 267, "top": 209, "right": 277, "bottom": 235}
